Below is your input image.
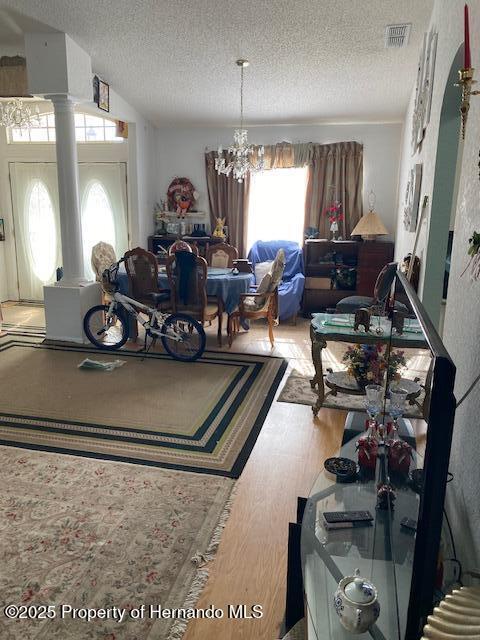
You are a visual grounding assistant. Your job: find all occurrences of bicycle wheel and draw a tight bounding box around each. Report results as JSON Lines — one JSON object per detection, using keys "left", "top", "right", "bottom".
{"left": 161, "top": 313, "right": 206, "bottom": 362}
{"left": 83, "top": 304, "right": 129, "bottom": 350}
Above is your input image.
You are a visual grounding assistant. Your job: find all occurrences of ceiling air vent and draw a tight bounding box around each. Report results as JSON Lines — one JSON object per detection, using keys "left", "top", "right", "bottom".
{"left": 385, "top": 24, "right": 411, "bottom": 49}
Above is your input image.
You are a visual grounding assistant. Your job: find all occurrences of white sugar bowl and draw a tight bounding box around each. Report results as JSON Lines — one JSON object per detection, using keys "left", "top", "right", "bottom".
{"left": 333, "top": 568, "right": 380, "bottom": 634}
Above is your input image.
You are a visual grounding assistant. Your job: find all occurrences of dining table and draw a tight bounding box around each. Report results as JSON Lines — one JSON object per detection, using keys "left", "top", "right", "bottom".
{"left": 117, "top": 265, "right": 254, "bottom": 338}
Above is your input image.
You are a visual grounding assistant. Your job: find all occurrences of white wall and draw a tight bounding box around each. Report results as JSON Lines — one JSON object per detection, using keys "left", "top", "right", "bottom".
{"left": 156, "top": 122, "right": 402, "bottom": 242}
{"left": 395, "top": 0, "right": 480, "bottom": 572}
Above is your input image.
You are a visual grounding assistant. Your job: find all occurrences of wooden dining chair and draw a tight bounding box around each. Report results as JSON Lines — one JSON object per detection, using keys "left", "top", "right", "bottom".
{"left": 168, "top": 240, "right": 199, "bottom": 256}
{"left": 206, "top": 243, "right": 238, "bottom": 268}
{"left": 166, "top": 251, "right": 223, "bottom": 346}
{"left": 124, "top": 247, "right": 171, "bottom": 339}
{"left": 227, "top": 249, "right": 286, "bottom": 348}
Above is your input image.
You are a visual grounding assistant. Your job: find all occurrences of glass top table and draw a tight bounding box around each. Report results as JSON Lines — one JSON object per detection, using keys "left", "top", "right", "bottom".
{"left": 301, "top": 412, "right": 423, "bottom": 640}
{"left": 309, "top": 313, "right": 429, "bottom": 417}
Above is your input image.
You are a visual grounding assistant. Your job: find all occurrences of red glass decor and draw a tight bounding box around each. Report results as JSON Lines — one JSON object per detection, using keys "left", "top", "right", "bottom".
{"left": 357, "top": 435, "right": 378, "bottom": 471}
{"left": 388, "top": 440, "right": 412, "bottom": 475}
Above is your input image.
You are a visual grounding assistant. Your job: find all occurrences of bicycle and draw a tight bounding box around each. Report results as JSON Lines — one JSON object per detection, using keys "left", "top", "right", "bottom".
{"left": 83, "top": 258, "right": 206, "bottom": 362}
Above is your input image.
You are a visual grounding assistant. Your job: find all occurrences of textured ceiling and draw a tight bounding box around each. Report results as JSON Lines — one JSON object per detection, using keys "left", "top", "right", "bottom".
{"left": 0, "top": 1, "right": 433, "bottom": 126}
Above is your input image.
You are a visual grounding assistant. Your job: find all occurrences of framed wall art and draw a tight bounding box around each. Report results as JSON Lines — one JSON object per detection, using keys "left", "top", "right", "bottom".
{"left": 403, "top": 164, "right": 423, "bottom": 232}
{"left": 93, "top": 75, "right": 110, "bottom": 112}
{"left": 411, "top": 29, "right": 438, "bottom": 154}
{"left": 0, "top": 218, "right": 4, "bottom": 241}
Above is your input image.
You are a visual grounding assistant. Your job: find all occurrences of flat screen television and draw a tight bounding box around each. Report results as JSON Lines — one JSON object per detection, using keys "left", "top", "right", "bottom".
{"left": 394, "top": 271, "right": 456, "bottom": 638}
{"left": 301, "top": 268, "right": 457, "bottom": 640}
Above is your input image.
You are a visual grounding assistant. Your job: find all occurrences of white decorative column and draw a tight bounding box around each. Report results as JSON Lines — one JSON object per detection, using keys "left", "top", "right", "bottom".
{"left": 49, "top": 94, "right": 86, "bottom": 286}
{"left": 24, "top": 32, "right": 102, "bottom": 343}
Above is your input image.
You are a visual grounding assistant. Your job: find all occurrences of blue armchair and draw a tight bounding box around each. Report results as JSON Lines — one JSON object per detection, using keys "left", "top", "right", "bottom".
{"left": 248, "top": 240, "right": 305, "bottom": 321}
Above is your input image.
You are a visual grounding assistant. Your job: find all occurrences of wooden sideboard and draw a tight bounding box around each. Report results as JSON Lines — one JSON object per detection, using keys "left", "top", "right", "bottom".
{"left": 147, "top": 234, "right": 224, "bottom": 262}
{"left": 302, "top": 239, "right": 394, "bottom": 313}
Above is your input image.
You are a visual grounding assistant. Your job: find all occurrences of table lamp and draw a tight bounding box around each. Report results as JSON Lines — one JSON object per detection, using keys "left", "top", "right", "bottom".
{"left": 351, "top": 191, "right": 388, "bottom": 241}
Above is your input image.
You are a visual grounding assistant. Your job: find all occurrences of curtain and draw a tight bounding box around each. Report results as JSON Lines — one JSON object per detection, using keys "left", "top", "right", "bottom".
{"left": 205, "top": 150, "right": 250, "bottom": 257}
{"left": 78, "top": 162, "right": 128, "bottom": 279}
{"left": 304, "top": 141, "right": 363, "bottom": 238}
{"left": 9, "top": 162, "right": 129, "bottom": 300}
{"left": 205, "top": 141, "right": 363, "bottom": 252}
{"left": 9, "top": 162, "right": 62, "bottom": 301}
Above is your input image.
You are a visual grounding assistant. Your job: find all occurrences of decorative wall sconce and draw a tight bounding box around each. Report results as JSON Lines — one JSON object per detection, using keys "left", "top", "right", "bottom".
{"left": 455, "top": 5, "right": 480, "bottom": 139}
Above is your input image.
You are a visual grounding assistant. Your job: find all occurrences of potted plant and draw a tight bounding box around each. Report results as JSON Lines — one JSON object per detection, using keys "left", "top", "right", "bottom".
{"left": 342, "top": 344, "right": 406, "bottom": 390}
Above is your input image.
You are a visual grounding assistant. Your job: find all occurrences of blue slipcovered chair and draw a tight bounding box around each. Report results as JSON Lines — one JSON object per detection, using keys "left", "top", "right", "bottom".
{"left": 248, "top": 240, "right": 305, "bottom": 322}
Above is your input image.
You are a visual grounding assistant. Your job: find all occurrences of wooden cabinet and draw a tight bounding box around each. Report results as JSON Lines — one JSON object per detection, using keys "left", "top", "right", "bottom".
{"left": 303, "top": 239, "right": 394, "bottom": 313}
{"left": 147, "top": 235, "right": 223, "bottom": 262}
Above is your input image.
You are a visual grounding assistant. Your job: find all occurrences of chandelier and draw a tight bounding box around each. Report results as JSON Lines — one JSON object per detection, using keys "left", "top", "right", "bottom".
{"left": 215, "top": 59, "right": 264, "bottom": 183}
{"left": 0, "top": 98, "right": 39, "bottom": 128}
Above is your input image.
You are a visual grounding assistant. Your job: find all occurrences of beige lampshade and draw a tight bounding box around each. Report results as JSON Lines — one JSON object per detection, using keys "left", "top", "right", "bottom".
{"left": 351, "top": 210, "right": 388, "bottom": 240}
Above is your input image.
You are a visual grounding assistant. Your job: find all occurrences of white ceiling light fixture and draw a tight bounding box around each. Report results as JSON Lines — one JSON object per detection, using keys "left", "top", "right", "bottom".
{"left": 215, "top": 59, "right": 264, "bottom": 183}
{"left": 0, "top": 97, "right": 39, "bottom": 128}
{"left": 0, "top": 55, "right": 39, "bottom": 128}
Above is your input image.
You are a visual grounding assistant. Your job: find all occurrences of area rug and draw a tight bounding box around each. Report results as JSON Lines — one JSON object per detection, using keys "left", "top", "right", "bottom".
{"left": 0, "top": 335, "right": 287, "bottom": 478}
{"left": 278, "top": 371, "right": 424, "bottom": 418}
{"left": 0, "top": 444, "right": 235, "bottom": 640}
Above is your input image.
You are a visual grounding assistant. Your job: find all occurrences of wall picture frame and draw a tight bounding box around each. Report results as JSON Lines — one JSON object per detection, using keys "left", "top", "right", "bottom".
{"left": 0, "top": 218, "right": 4, "bottom": 241}
{"left": 411, "top": 29, "right": 438, "bottom": 154}
{"left": 403, "top": 164, "right": 423, "bottom": 232}
{"left": 93, "top": 75, "right": 110, "bottom": 112}
{"left": 98, "top": 79, "right": 110, "bottom": 112}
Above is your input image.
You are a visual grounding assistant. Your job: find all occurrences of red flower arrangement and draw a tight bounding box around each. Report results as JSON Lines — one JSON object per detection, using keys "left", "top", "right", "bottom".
{"left": 324, "top": 201, "right": 344, "bottom": 225}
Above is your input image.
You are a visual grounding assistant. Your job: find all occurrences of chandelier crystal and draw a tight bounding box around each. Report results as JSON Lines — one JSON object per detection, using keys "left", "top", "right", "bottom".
{"left": 215, "top": 59, "right": 264, "bottom": 183}
{"left": 0, "top": 98, "right": 39, "bottom": 128}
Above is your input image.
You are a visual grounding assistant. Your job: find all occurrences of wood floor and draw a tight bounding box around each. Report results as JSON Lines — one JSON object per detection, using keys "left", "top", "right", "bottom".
{"left": 183, "top": 320, "right": 346, "bottom": 640}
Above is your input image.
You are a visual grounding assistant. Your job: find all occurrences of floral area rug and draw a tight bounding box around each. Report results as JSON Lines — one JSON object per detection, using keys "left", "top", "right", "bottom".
{"left": 278, "top": 371, "right": 425, "bottom": 418}
{"left": 0, "top": 445, "right": 235, "bottom": 639}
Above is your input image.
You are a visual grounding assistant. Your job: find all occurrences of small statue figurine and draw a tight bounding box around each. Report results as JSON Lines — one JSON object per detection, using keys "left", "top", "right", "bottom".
{"left": 212, "top": 217, "right": 226, "bottom": 239}
{"left": 354, "top": 307, "right": 372, "bottom": 332}
{"left": 377, "top": 483, "right": 396, "bottom": 510}
{"left": 392, "top": 312, "right": 406, "bottom": 335}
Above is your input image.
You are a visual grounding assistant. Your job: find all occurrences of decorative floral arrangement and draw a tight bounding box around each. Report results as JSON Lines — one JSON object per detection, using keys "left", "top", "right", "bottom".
{"left": 461, "top": 230, "right": 480, "bottom": 281}
{"left": 343, "top": 344, "right": 406, "bottom": 388}
{"left": 324, "top": 201, "right": 344, "bottom": 226}
{"left": 324, "top": 200, "right": 344, "bottom": 240}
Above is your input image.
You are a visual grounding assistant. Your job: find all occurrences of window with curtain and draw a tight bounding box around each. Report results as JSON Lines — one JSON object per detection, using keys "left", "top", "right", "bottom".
{"left": 246, "top": 167, "right": 308, "bottom": 252}
{"left": 26, "top": 180, "right": 57, "bottom": 282}
{"left": 81, "top": 180, "right": 117, "bottom": 280}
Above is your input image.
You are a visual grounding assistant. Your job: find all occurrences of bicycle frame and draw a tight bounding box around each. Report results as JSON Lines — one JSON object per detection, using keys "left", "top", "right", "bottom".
{"left": 106, "top": 292, "right": 182, "bottom": 342}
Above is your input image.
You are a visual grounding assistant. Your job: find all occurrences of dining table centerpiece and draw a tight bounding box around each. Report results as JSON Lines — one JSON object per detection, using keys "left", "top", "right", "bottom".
{"left": 342, "top": 344, "right": 406, "bottom": 390}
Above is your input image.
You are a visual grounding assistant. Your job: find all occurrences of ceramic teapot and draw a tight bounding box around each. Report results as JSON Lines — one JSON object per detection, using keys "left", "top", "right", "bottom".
{"left": 334, "top": 568, "right": 380, "bottom": 634}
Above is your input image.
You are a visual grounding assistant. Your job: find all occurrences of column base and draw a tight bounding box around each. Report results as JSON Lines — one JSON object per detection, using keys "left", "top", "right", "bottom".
{"left": 44, "top": 282, "right": 102, "bottom": 344}
{"left": 55, "top": 277, "right": 91, "bottom": 287}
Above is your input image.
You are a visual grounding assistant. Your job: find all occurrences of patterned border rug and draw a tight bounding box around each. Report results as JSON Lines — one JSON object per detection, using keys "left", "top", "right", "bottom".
{"left": 0, "top": 444, "right": 235, "bottom": 640}
{"left": 278, "top": 371, "right": 424, "bottom": 418}
{"left": 0, "top": 335, "right": 287, "bottom": 478}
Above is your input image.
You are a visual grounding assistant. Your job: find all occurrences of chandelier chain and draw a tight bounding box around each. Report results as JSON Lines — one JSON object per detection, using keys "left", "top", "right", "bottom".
{"left": 215, "top": 59, "right": 264, "bottom": 183}
{"left": 240, "top": 64, "right": 244, "bottom": 131}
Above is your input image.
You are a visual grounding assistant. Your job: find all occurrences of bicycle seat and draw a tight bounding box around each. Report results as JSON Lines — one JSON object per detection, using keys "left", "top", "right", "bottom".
{"left": 149, "top": 291, "right": 170, "bottom": 306}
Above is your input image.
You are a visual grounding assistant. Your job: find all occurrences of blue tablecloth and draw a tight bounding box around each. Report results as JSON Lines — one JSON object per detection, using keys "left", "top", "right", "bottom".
{"left": 117, "top": 265, "right": 253, "bottom": 314}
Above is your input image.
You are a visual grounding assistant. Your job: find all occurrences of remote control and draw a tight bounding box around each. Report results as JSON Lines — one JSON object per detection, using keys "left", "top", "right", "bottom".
{"left": 323, "top": 510, "right": 373, "bottom": 524}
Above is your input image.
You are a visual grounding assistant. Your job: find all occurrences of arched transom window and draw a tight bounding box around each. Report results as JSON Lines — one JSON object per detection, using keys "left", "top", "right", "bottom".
{"left": 9, "top": 112, "right": 123, "bottom": 143}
